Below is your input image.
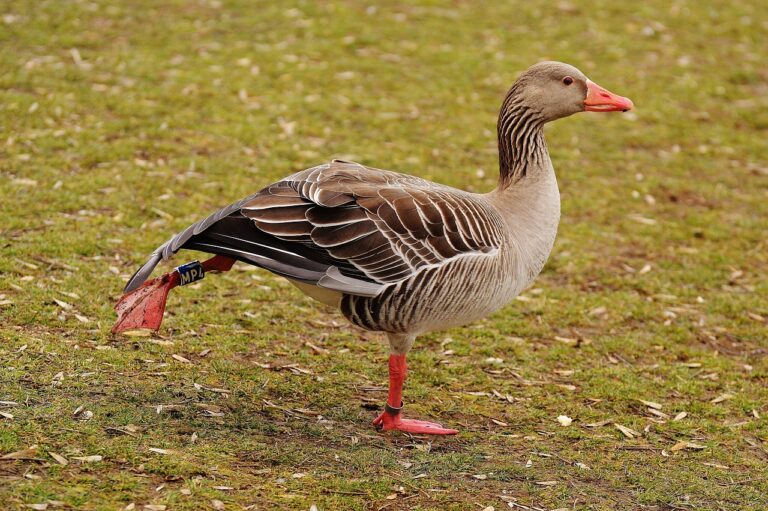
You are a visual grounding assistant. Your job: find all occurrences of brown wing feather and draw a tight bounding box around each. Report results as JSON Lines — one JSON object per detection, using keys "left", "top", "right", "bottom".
{"left": 125, "top": 160, "right": 503, "bottom": 295}
{"left": 242, "top": 160, "right": 503, "bottom": 285}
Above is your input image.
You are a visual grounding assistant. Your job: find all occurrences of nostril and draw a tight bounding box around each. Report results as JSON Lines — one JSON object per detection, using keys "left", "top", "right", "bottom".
{"left": 600, "top": 92, "right": 610, "bottom": 98}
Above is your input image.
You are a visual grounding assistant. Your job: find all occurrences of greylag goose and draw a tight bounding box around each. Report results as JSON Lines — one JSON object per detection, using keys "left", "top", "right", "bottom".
{"left": 114, "top": 61, "right": 632, "bottom": 435}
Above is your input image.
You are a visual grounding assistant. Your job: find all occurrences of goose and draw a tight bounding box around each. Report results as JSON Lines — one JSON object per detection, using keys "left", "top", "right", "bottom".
{"left": 113, "top": 61, "right": 632, "bottom": 435}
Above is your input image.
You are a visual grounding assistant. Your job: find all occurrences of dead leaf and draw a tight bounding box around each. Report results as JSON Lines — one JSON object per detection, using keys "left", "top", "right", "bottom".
{"left": 304, "top": 341, "right": 329, "bottom": 354}
{"left": 556, "top": 415, "right": 572, "bottom": 426}
{"left": 172, "top": 354, "right": 192, "bottom": 364}
{"left": 472, "top": 474, "right": 488, "bottom": 480}
{"left": 535, "top": 480, "right": 558, "bottom": 486}
{"left": 639, "top": 399, "right": 663, "bottom": 410}
{"left": 75, "top": 410, "right": 94, "bottom": 421}
{"left": 194, "top": 403, "right": 225, "bottom": 417}
{"left": 49, "top": 452, "right": 68, "bottom": 466}
{"left": 673, "top": 411, "right": 688, "bottom": 421}
{"left": 614, "top": 423, "right": 639, "bottom": 439}
{"left": 211, "top": 499, "right": 225, "bottom": 510}
{"left": 554, "top": 335, "right": 577, "bottom": 345}
{"left": 149, "top": 448, "right": 174, "bottom": 455}
{"left": 589, "top": 306, "right": 607, "bottom": 316}
{"left": 628, "top": 214, "right": 657, "bottom": 225}
{"left": 711, "top": 393, "right": 733, "bottom": 404}
{"left": 151, "top": 207, "right": 173, "bottom": 219}
{"left": 72, "top": 455, "right": 103, "bottom": 462}
{"left": 121, "top": 329, "right": 153, "bottom": 337}
{"left": 53, "top": 299, "right": 72, "bottom": 310}
{"left": 1, "top": 446, "right": 38, "bottom": 460}
{"left": 671, "top": 441, "right": 706, "bottom": 452}
{"left": 585, "top": 419, "right": 612, "bottom": 428}
{"left": 105, "top": 424, "right": 141, "bottom": 437}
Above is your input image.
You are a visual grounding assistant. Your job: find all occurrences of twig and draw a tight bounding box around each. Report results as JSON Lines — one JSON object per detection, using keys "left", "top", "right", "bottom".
{"left": 322, "top": 489, "right": 369, "bottom": 496}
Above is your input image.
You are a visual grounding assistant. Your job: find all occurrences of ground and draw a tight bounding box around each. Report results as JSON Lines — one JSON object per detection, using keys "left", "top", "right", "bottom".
{"left": 1, "top": 1, "right": 767, "bottom": 510}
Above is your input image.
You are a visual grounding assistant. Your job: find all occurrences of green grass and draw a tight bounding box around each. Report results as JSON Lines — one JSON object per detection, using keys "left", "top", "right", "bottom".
{"left": 1, "top": 0, "right": 767, "bottom": 509}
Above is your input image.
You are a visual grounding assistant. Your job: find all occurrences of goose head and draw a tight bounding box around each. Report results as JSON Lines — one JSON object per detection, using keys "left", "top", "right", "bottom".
{"left": 510, "top": 61, "right": 633, "bottom": 122}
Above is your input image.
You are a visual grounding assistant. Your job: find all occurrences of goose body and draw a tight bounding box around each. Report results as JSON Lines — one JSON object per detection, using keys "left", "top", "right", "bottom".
{"left": 114, "top": 61, "right": 632, "bottom": 435}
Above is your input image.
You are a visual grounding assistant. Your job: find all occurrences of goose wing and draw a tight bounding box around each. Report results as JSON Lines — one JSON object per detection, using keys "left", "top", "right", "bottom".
{"left": 124, "top": 160, "right": 504, "bottom": 296}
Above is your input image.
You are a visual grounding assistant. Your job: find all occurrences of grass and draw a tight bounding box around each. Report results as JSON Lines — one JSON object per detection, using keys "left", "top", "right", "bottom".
{"left": 1, "top": 0, "right": 767, "bottom": 509}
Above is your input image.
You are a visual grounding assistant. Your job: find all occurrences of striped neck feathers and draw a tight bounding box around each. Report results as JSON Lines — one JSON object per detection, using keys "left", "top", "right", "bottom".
{"left": 497, "top": 88, "right": 548, "bottom": 189}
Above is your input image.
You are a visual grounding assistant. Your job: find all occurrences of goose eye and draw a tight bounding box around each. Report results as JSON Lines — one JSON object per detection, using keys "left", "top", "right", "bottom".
{"left": 562, "top": 76, "right": 574, "bottom": 86}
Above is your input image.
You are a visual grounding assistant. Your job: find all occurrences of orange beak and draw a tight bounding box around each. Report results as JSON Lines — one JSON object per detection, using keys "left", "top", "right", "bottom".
{"left": 584, "top": 79, "right": 634, "bottom": 112}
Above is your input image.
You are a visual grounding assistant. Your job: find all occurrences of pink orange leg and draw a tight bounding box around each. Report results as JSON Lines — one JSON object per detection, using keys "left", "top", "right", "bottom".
{"left": 372, "top": 354, "right": 458, "bottom": 435}
{"left": 112, "top": 255, "right": 235, "bottom": 334}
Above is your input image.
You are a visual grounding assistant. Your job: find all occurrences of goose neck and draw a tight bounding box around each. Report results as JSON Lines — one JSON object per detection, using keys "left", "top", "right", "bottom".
{"left": 497, "top": 99, "right": 547, "bottom": 189}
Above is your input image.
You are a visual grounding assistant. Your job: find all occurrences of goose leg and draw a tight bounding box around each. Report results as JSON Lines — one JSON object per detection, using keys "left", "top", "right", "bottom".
{"left": 372, "top": 334, "right": 458, "bottom": 435}
{"left": 112, "top": 255, "right": 235, "bottom": 333}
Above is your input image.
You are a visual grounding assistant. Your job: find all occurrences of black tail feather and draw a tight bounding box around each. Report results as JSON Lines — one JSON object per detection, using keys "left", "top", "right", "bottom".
{"left": 123, "top": 212, "right": 381, "bottom": 296}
